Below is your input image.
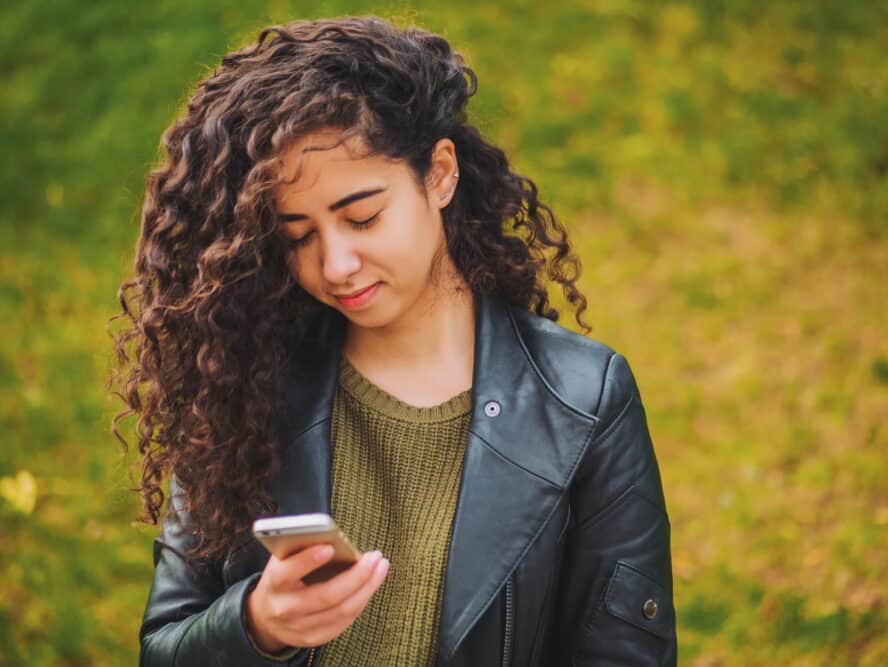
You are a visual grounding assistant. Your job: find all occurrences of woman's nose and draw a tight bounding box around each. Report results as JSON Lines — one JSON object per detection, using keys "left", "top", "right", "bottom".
{"left": 319, "top": 229, "right": 362, "bottom": 285}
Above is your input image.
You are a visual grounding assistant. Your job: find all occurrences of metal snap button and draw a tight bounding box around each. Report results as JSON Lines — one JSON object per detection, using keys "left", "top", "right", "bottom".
{"left": 643, "top": 598, "right": 658, "bottom": 620}
{"left": 483, "top": 400, "right": 501, "bottom": 417}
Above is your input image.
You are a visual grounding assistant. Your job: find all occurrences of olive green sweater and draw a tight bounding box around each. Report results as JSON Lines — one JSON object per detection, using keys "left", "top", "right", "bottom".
{"left": 314, "top": 357, "right": 471, "bottom": 667}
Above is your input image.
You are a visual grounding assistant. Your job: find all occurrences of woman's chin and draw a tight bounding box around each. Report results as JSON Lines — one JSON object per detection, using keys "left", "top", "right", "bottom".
{"left": 338, "top": 302, "right": 399, "bottom": 330}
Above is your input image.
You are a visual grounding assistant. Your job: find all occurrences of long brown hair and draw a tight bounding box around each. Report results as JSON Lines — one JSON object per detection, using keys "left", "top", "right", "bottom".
{"left": 111, "top": 16, "right": 588, "bottom": 565}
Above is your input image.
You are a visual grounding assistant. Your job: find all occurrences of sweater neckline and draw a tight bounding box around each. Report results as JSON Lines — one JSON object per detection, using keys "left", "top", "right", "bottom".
{"left": 337, "top": 356, "right": 473, "bottom": 423}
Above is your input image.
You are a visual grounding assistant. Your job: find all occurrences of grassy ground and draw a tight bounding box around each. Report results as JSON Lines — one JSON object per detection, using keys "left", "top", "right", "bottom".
{"left": 1, "top": 1, "right": 886, "bottom": 664}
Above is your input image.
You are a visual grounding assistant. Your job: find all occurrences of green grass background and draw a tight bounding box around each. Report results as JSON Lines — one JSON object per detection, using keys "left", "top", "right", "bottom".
{"left": 1, "top": 1, "right": 886, "bottom": 665}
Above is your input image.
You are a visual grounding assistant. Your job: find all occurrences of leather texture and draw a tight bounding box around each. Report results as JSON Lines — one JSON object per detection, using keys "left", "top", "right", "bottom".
{"left": 139, "top": 292, "right": 677, "bottom": 666}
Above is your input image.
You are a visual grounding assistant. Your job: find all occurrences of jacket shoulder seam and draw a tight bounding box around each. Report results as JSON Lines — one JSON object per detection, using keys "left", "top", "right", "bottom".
{"left": 593, "top": 350, "right": 619, "bottom": 416}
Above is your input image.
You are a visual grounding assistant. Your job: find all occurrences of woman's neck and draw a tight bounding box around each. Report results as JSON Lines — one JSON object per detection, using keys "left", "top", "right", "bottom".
{"left": 341, "top": 275, "right": 476, "bottom": 406}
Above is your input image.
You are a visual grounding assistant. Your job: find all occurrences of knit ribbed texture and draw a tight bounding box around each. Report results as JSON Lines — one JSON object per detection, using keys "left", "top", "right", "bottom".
{"left": 314, "top": 356, "right": 471, "bottom": 667}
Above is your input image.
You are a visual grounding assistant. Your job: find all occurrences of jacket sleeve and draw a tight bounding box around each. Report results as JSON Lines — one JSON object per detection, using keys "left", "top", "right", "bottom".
{"left": 139, "top": 476, "right": 310, "bottom": 667}
{"left": 556, "top": 352, "right": 677, "bottom": 666}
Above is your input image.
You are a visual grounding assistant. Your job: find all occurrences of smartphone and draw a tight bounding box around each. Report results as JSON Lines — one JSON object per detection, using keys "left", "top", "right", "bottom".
{"left": 253, "top": 513, "right": 362, "bottom": 584}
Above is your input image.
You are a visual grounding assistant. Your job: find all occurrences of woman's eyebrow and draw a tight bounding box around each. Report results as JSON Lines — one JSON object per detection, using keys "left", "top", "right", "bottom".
{"left": 276, "top": 187, "right": 387, "bottom": 221}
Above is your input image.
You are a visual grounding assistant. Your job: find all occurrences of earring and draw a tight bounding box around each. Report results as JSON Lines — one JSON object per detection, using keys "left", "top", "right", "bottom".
{"left": 439, "top": 172, "right": 459, "bottom": 201}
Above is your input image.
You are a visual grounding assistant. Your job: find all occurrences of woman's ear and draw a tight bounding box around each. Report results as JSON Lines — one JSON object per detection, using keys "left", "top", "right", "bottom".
{"left": 428, "top": 138, "right": 459, "bottom": 208}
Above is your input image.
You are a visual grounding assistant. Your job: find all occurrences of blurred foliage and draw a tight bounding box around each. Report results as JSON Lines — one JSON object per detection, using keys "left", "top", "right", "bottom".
{"left": 1, "top": 0, "right": 886, "bottom": 665}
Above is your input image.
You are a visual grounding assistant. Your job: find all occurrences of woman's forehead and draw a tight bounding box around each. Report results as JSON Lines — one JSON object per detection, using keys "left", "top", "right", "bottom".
{"left": 274, "top": 134, "right": 397, "bottom": 211}
{"left": 278, "top": 130, "right": 366, "bottom": 178}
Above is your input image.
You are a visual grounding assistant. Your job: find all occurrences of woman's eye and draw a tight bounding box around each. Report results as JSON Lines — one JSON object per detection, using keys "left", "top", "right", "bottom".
{"left": 285, "top": 231, "right": 314, "bottom": 248}
{"left": 282, "top": 212, "right": 379, "bottom": 251}
{"left": 347, "top": 212, "right": 380, "bottom": 229}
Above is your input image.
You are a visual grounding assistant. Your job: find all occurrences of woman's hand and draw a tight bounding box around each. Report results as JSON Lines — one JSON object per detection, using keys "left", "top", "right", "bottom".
{"left": 245, "top": 544, "right": 390, "bottom": 653}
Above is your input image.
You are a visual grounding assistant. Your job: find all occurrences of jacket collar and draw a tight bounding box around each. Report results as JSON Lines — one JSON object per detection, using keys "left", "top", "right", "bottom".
{"left": 272, "top": 292, "right": 599, "bottom": 660}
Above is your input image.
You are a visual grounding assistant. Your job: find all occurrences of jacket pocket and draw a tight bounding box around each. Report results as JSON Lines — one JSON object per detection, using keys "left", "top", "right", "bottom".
{"left": 602, "top": 561, "right": 674, "bottom": 640}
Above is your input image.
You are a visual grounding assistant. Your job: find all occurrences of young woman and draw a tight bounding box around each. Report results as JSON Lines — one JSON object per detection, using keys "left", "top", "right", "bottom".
{"left": 114, "top": 16, "right": 676, "bottom": 667}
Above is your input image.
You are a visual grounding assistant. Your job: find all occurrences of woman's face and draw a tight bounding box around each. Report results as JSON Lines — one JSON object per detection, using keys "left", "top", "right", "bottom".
{"left": 274, "top": 130, "right": 460, "bottom": 331}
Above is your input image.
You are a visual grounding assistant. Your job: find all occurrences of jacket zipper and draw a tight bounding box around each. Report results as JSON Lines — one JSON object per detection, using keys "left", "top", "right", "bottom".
{"left": 307, "top": 647, "right": 316, "bottom": 666}
{"left": 502, "top": 575, "right": 514, "bottom": 667}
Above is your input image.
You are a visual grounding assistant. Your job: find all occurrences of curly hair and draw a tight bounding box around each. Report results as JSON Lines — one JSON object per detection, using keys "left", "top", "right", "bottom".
{"left": 111, "top": 15, "right": 589, "bottom": 566}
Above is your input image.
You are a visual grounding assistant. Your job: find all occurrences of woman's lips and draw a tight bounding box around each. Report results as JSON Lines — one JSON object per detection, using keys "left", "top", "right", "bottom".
{"left": 334, "top": 282, "right": 381, "bottom": 309}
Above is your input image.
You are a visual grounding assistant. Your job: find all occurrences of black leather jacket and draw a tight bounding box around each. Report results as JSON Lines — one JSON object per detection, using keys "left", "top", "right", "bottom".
{"left": 139, "top": 293, "right": 676, "bottom": 666}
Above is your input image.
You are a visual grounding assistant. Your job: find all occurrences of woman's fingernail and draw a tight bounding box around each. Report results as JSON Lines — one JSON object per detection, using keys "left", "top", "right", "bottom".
{"left": 377, "top": 558, "right": 390, "bottom": 574}
{"left": 315, "top": 545, "right": 334, "bottom": 561}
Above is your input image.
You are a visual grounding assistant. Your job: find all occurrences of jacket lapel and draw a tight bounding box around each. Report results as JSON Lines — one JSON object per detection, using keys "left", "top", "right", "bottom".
{"left": 272, "top": 295, "right": 599, "bottom": 660}
{"left": 436, "top": 294, "right": 599, "bottom": 661}
{"left": 272, "top": 312, "right": 344, "bottom": 516}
